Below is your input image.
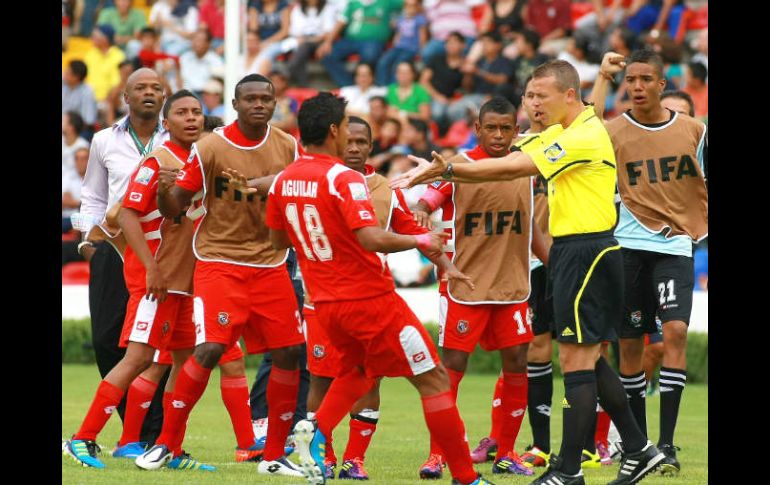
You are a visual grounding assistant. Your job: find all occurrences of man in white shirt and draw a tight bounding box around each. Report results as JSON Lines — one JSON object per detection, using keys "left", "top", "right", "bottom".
{"left": 73, "top": 67, "right": 169, "bottom": 445}
{"left": 179, "top": 29, "right": 224, "bottom": 94}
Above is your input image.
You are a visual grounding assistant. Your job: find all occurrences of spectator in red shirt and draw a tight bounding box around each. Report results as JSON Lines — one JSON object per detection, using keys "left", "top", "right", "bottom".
{"left": 525, "top": 0, "right": 572, "bottom": 56}
{"left": 683, "top": 62, "right": 707, "bottom": 121}
{"left": 198, "top": 0, "right": 225, "bottom": 54}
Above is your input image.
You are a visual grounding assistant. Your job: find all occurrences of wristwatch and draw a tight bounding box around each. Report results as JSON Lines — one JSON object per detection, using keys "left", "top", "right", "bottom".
{"left": 442, "top": 163, "right": 454, "bottom": 180}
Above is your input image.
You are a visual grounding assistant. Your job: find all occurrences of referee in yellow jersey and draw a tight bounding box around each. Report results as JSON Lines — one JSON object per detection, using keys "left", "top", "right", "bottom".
{"left": 392, "top": 60, "right": 665, "bottom": 485}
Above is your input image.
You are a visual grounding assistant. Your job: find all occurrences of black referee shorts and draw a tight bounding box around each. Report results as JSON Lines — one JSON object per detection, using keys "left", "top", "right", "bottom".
{"left": 619, "top": 248, "right": 694, "bottom": 339}
{"left": 528, "top": 265, "right": 555, "bottom": 337}
{"left": 549, "top": 230, "right": 623, "bottom": 345}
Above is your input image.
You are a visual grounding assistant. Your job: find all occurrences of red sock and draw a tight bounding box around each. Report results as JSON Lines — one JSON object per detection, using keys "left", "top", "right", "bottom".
{"left": 595, "top": 407, "right": 611, "bottom": 447}
{"left": 489, "top": 373, "right": 504, "bottom": 441}
{"left": 74, "top": 380, "right": 125, "bottom": 441}
{"left": 429, "top": 368, "right": 464, "bottom": 456}
{"left": 495, "top": 372, "right": 528, "bottom": 458}
{"left": 263, "top": 367, "right": 300, "bottom": 461}
{"left": 422, "top": 391, "right": 477, "bottom": 485}
{"left": 315, "top": 369, "right": 375, "bottom": 439}
{"left": 326, "top": 436, "right": 337, "bottom": 464}
{"left": 221, "top": 375, "right": 256, "bottom": 449}
{"left": 162, "top": 391, "right": 185, "bottom": 456}
{"left": 162, "top": 391, "right": 173, "bottom": 414}
{"left": 155, "top": 358, "right": 212, "bottom": 453}
{"left": 118, "top": 376, "right": 158, "bottom": 445}
{"left": 343, "top": 413, "right": 378, "bottom": 461}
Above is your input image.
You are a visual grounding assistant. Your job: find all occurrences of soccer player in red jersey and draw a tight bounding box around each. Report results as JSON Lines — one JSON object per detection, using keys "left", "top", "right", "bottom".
{"left": 136, "top": 74, "right": 305, "bottom": 477}
{"left": 63, "top": 90, "right": 212, "bottom": 469}
{"left": 266, "top": 92, "right": 495, "bottom": 485}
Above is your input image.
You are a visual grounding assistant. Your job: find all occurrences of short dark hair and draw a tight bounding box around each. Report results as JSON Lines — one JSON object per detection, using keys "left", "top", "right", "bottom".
{"left": 140, "top": 26, "right": 157, "bottom": 37}
{"left": 348, "top": 115, "right": 372, "bottom": 141}
{"left": 396, "top": 61, "right": 418, "bottom": 80}
{"left": 689, "top": 62, "right": 708, "bottom": 83}
{"left": 163, "top": 89, "right": 201, "bottom": 118}
{"left": 69, "top": 60, "right": 87, "bottom": 81}
{"left": 660, "top": 90, "right": 695, "bottom": 117}
{"left": 533, "top": 59, "right": 580, "bottom": 93}
{"left": 235, "top": 73, "right": 274, "bottom": 98}
{"left": 369, "top": 95, "right": 388, "bottom": 107}
{"left": 407, "top": 117, "right": 428, "bottom": 138}
{"left": 354, "top": 62, "right": 375, "bottom": 76}
{"left": 65, "top": 110, "right": 85, "bottom": 134}
{"left": 480, "top": 31, "right": 503, "bottom": 44}
{"left": 446, "top": 31, "right": 466, "bottom": 43}
{"left": 195, "top": 27, "right": 213, "bottom": 43}
{"left": 627, "top": 48, "right": 665, "bottom": 79}
{"left": 298, "top": 92, "right": 348, "bottom": 146}
{"left": 479, "top": 96, "right": 517, "bottom": 124}
{"left": 204, "top": 115, "right": 224, "bottom": 131}
{"left": 520, "top": 28, "right": 541, "bottom": 50}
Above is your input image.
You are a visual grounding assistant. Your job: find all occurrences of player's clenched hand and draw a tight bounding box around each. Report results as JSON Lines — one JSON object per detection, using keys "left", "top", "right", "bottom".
{"left": 389, "top": 151, "right": 448, "bottom": 189}
{"left": 146, "top": 263, "right": 168, "bottom": 303}
{"left": 600, "top": 51, "right": 626, "bottom": 77}
{"left": 157, "top": 168, "right": 179, "bottom": 194}
{"left": 441, "top": 267, "right": 475, "bottom": 291}
{"left": 222, "top": 168, "right": 258, "bottom": 194}
{"left": 413, "top": 210, "right": 433, "bottom": 230}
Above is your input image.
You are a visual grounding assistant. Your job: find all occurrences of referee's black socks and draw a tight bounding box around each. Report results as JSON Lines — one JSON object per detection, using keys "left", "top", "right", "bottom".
{"left": 595, "top": 356, "right": 646, "bottom": 452}
{"left": 658, "top": 367, "right": 687, "bottom": 446}
{"left": 559, "top": 370, "right": 597, "bottom": 475}
{"left": 620, "top": 370, "right": 648, "bottom": 437}
{"left": 527, "top": 361, "right": 553, "bottom": 453}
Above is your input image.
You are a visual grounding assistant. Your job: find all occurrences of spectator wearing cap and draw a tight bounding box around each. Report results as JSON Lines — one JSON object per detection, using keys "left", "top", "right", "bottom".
{"left": 375, "top": 0, "right": 428, "bottom": 86}
{"left": 246, "top": 0, "right": 292, "bottom": 75}
{"left": 317, "top": 0, "right": 402, "bottom": 88}
{"left": 198, "top": 0, "right": 226, "bottom": 54}
{"left": 454, "top": 32, "right": 515, "bottom": 119}
{"left": 510, "top": 28, "right": 551, "bottom": 97}
{"left": 683, "top": 62, "right": 708, "bottom": 120}
{"left": 419, "top": 31, "right": 466, "bottom": 134}
{"left": 339, "top": 63, "right": 387, "bottom": 117}
{"left": 62, "top": 111, "right": 90, "bottom": 179}
{"left": 385, "top": 61, "right": 431, "bottom": 127}
{"left": 84, "top": 24, "right": 127, "bottom": 101}
{"left": 421, "top": 0, "right": 477, "bottom": 65}
{"left": 201, "top": 79, "right": 225, "bottom": 117}
{"left": 96, "top": 0, "right": 148, "bottom": 58}
{"left": 149, "top": 0, "right": 200, "bottom": 56}
{"left": 179, "top": 29, "right": 224, "bottom": 94}
{"left": 268, "top": 68, "right": 299, "bottom": 133}
{"left": 62, "top": 60, "right": 98, "bottom": 127}
{"left": 525, "top": 0, "right": 572, "bottom": 56}
{"left": 283, "top": 0, "right": 337, "bottom": 86}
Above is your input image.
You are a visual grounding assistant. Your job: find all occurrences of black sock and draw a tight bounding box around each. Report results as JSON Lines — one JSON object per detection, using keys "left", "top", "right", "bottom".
{"left": 583, "top": 406, "right": 597, "bottom": 454}
{"left": 658, "top": 367, "right": 687, "bottom": 446}
{"left": 527, "top": 361, "right": 553, "bottom": 453}
{"left": 595, "top": 356, "right": 646, "bottom": 453}
{"left": 620, "top": 371, "right": 648, "bottom": 438}
{"left": 558, "top": 370, "right": 597, "bottom": 475}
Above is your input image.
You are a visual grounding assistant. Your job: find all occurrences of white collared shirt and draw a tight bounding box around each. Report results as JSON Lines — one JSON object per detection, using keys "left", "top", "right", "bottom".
{"left": 77, "top": 116, "right": 169, "bottom": 234}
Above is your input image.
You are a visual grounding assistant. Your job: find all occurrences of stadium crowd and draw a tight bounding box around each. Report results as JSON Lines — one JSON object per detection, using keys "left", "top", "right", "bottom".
{"left": 61, "top": 2, "right": 708, "bottom": 483}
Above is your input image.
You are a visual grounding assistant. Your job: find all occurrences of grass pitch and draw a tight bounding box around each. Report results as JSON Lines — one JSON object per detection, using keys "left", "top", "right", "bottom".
{"left": 62, "top": 364, "right": 707, "bottom": 485}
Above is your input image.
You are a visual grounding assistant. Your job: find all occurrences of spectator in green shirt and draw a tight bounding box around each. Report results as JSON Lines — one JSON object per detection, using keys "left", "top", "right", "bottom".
{"left": 386, "top": 61, "right": 431, "bottom": 125}
{"left": 97, "top": 0, "right": 147, "bottom": 58}
{"left": 317, "top": 0, "right": 402, "bottom": 87}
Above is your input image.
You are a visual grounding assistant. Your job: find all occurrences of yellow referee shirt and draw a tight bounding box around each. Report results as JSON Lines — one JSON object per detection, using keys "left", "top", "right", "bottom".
{"left": 521, "top": 106, "right": 617, "bottom": 237}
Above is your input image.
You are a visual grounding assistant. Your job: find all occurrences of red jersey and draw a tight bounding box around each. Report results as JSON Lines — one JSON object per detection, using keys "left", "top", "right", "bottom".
{"left": 121, "top": 140, "right": 190, "bottom": 293}
{"left": 266, "top": 153, "right": 396, "bottom": 303}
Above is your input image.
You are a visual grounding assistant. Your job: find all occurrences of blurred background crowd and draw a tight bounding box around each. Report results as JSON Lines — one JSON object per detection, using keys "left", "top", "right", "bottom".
{"left": 62, "top": 0, "right": 708, "bottom": 289}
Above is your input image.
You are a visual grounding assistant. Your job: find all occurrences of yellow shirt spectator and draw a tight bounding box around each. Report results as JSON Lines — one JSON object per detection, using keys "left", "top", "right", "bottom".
{"left": 84, "top": 46, "right": 126, "bottom": 102}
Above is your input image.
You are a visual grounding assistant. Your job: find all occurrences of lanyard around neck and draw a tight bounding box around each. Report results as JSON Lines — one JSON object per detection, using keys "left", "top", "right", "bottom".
{"left": 127, "top": 122, "right": 159, "bottom": 157}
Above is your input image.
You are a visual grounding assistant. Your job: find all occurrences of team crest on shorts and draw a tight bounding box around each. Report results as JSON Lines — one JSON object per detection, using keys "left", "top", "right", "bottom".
{"left": 218, "top": 312, "right": 230, "bottom": 325}
{"left": 313, "top": 344, "right": 325, "bottom": 359}
{"left": 457, "top": 320, "right": 469, "bottom": 334}
{"left": 630, "top": 310, "right": 642, "bottom": 326}
{"left": 162, "top": 321, "right": 170, "bottom": 335}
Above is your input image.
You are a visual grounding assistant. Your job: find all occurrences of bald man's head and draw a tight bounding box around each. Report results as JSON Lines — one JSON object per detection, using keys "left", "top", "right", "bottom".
{"left": 124, "top": 68, "right": 165, "bottom": 120}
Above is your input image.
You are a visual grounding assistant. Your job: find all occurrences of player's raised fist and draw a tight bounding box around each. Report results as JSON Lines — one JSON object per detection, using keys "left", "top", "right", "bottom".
{"left": 600, "top": 51, "right": 626, "bottom": 77}
{"left": 157, "top": 168, "right": 179, "bottom": 194}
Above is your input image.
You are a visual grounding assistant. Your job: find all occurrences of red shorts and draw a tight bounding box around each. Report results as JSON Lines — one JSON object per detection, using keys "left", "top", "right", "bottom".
{"left": 193, "top": 261, "right": 304, "bottom": 354}
{"left": 438, "top": 293, "right": 534, "bottom": 353}
{"left": 304, "top": 305, "right": 342, "bottom": 378}
{"left": 314, "top": 291, "right": 440, "bottom": 379}
{"left": 120, "top": 293, "right": 196, "bottom": 351}
{"left": 155, "top": 340, "right": 245, "bottom": 366}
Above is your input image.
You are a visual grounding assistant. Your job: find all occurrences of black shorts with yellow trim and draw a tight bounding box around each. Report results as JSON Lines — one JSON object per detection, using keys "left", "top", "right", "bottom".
{"left": 619, "top": 248, "right": 694, "bottom": 339}
{"left": 529, "top": 265, "right": 555, "bottom": 337}
{"left": 549, "top": 230, "right": 623, "bottom": 344}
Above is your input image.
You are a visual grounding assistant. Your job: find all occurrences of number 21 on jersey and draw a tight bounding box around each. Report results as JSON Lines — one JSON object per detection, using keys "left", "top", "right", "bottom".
{"left": 285, "top": 203, "right": 333, "bottom": 261}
